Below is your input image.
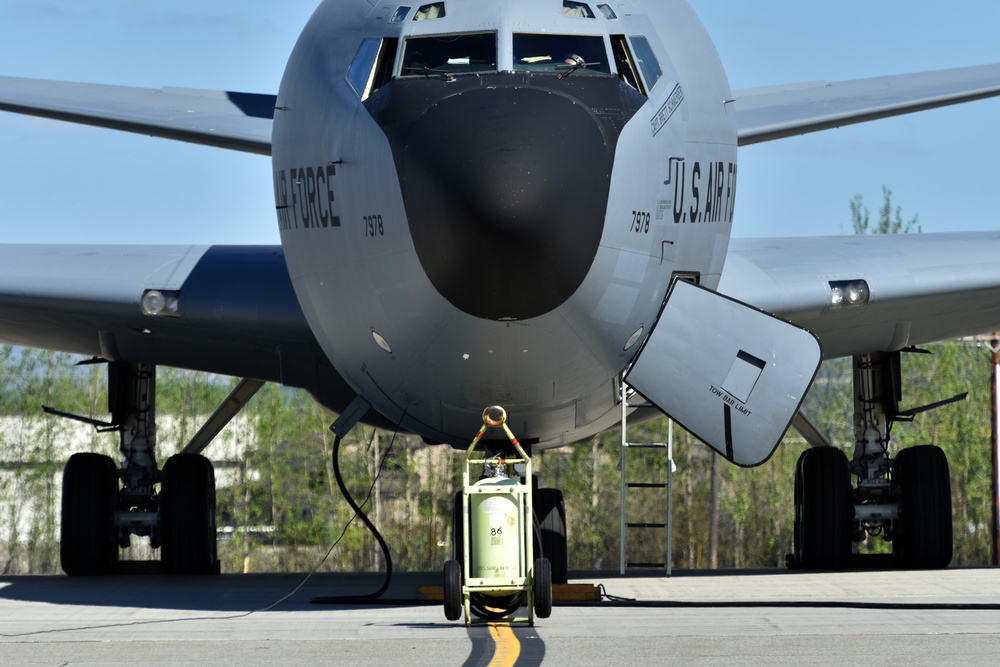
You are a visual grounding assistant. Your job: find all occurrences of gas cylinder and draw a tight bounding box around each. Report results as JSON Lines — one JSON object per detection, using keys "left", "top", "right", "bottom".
{"left": 470, "top": 478, "right": 523, "bottom": 580}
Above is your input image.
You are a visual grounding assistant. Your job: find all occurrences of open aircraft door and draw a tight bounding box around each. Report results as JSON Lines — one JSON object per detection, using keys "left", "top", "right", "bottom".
{"left": 625, "top": 280, "right": 822, "bottom": 467}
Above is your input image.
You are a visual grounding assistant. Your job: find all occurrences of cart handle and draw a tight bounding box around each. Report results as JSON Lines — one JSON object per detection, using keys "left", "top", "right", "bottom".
{"left": 465, "top": 405, "right": 531, "bottom": 462}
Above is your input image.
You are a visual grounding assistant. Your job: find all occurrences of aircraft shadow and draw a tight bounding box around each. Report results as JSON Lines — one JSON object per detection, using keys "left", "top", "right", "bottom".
{"left": 0, "top": 571, "right": 439, "bottom": 612}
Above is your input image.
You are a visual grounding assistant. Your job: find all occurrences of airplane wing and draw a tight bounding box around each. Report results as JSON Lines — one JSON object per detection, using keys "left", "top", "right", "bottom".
{"left": 718, "top": 232, "right": 1000, "bottom": 359}
{"left": 0, "top": 76, "right": 274, "bottom": 155}
{"left": 0, "top": 244, "right": 355, "bottom": 399}
{"left": 733, "top": 64, "right": 1000, "bottom": 146}
{"left": 6, "top": 64, "right": 1000, "bottom": 155}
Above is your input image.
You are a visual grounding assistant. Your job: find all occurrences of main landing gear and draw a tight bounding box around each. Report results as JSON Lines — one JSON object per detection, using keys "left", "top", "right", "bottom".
{"left": 54, "top": 361, "right": 259, "bottom": 576}
{"left": 791, "top": 351, "right": 961, "bottom": 570}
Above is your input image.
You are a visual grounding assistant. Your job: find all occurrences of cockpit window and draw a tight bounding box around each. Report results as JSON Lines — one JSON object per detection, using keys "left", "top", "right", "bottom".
{"left": 610, "top": 35, "right": 644, "bottom": 94}
{"left": 390, "top": 6, "right": 411, "bottom": 23}
{"left": 414, "top": 3, "right": 445, "bottom": 20}
{"left": 630, "top": 36, "right": 663, "bottom": 90}
{"left": 596, "top": 4, "right": 618, "bottom": 20}
{"left": 512, "top": 34, "right": 610, "bottom": 75}
{"left": 348, "top": 38, "right": 381, "bottom": 97}
{"left": 562, "top": 1, "right": 595, "bottom": 18}
{"left": 349, "top": 37, "right": 398, "bottom": 99}
{"left": 400, "top": 33, "right": 497, "bottom": 76}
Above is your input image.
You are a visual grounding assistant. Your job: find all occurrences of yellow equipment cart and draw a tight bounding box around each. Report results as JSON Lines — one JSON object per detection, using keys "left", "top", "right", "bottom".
{"left": 443, "top": 406, "right": 552, "bottom": 625}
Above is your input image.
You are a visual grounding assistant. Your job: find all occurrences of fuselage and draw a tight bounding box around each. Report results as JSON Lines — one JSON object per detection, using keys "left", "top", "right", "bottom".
{"left": 272, "top": 0, "right": 737, "bottom": 448}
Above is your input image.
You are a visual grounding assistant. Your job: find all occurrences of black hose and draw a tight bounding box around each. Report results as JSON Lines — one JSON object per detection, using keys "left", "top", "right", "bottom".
{"left": 310, "top": 432, "right": 394, "bottom": 603}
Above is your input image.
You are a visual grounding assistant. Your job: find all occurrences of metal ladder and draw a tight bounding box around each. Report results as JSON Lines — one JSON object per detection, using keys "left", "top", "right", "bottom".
{"left": 619, "top": 380, "right": 675, "bottom": 576}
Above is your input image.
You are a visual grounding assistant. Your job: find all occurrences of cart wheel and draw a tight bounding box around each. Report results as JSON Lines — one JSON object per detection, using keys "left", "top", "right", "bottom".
{"left": 534, "top": 558, "right": 552, "bottom": 618}
{"left": 443, "top": 559, "right": 463, "bottom": 621}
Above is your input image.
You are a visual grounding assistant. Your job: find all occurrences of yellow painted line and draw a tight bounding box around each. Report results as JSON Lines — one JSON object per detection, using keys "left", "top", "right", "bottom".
{"left": 487, "top": 622, "right": 520, "bottom": 667}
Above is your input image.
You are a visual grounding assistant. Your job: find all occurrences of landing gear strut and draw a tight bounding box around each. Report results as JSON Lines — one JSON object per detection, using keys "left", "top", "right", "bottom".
{"left": 55, "top": 361, "right": 229, "bottom": 575}
{"left": 792, "top": 351, "right": 959, "bottom": 569}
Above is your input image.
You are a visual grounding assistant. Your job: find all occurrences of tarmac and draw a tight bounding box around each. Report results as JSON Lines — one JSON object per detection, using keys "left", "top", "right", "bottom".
{"left": 0, "top": 567, "right": 999, "bottom": 665}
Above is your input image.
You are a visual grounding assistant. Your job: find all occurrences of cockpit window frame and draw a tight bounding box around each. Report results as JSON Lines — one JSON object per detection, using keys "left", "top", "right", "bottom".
{"left": 348, "top": 37, "right": 399, "bottom": 100}
{"left": 629, "top": 36, "right": 663, "bottom": 91}
{"left": 610, "top": 34, "right": 646, "bottom": 96}
{"left": 562, "top": 1, "right": 596, "bottom": 18}
{"left": 390, "top": 6, "right": 411, "bottom": 23}
{"left": 596, "top": 4, "right": 618, "bottom": 20}
{"left": 399, "top": 31, "right": 498, "bottom": 78}
{"left": 414, "top": 2, "right": 446, "bottom": 21}
{"left": 511, "top": 33, "right": 612, "bottom": 76}
{"left": 348, "top": 38, "right": 382, "bottom": 99}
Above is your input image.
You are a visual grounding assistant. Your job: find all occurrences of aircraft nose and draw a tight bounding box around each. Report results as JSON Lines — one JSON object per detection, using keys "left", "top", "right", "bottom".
{"left": 372, "top": 79, "right": 638, "bottom": 321}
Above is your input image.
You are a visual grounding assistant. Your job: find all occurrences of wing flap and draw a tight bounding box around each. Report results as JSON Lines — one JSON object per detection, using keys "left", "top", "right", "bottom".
{"left": 718, "top": 232, "right": 1000, "bottom": 358}
{"left": 734, "top": 64, "right": 1000, "bottom": 146}
{"left": 0, "top": 77, "right": 274, "bottom": 155}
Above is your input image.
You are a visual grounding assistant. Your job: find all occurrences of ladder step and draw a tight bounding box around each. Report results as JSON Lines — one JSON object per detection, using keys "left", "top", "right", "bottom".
{"left": 626, "top": 482, "right": 668, "bottom": 489}
{"left": 626, "top": 522, "right": 667, "bottom": 528}
{"left": 624, "top": 443, "right": 669, "bottom": 448}
{"left": 626, "top": 562, "right": 667, "bottom": 568}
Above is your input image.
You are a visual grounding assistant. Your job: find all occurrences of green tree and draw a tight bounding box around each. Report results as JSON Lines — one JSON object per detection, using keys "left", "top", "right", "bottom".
{"left": 851, "top": 185, "right": 921, "bottom": 234}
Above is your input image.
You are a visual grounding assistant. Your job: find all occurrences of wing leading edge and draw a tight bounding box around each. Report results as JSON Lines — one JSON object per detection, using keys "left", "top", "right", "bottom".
{"left": 0, "top": 77, "right": 274, "bottom": 155}
{"left": 0, "top": 244, "right": 346, "bottom": 394}
{"left": 718, "top": 232, "right": 1000, "bottom": 359}
{"left": 734, "top": 64, "right": 1000, "bottom": 146}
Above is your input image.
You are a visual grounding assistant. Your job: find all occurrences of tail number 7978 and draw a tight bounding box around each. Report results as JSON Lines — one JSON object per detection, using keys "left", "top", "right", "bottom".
{"left": 631, "top": 210, "right": 651, "bottom": 233}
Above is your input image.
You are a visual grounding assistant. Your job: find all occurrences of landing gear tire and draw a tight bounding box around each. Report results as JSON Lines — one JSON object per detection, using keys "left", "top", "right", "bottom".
{"left": 893, "top": 445, "right": 952, "bottom": 569}
{"left": 443, "top": 559, "right": 463, "bottom": 621}
{"left": 61, "top": 453, "right": 119, "bottom": 576}
{"left": 533, "top": 557, "right": 552, "bottom": 619}
{"left": 793, "top": 447, "right": 853, "bottom": 570}
{"left": 533, "top": 488, "right": 568, "bottom": 584}
{"left": 160, "top": 453, "right": 218, "bottom": 575}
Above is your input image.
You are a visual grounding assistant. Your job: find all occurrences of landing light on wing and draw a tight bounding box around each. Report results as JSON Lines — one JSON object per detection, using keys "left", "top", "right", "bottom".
{"left": 140, "top": 289, "right": 181, "bottom": 317}
{"left": 829, "top": 280, "right": 870, "bottom": 309}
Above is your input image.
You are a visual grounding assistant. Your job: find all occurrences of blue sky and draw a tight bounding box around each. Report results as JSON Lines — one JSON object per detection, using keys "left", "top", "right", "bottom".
{"left": 1, "top": 0, "right": 999, "bottom": 244}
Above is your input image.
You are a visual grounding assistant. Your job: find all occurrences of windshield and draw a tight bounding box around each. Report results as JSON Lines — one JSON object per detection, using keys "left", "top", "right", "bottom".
{"left": 512, "top": 34, "right": 611, "bottom": 75}
{"left": 400, "top": 32, "right": 497, "bottom": 76}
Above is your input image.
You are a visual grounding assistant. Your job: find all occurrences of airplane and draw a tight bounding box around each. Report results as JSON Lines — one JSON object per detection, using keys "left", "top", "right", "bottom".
{"left": 2, "top": 0, "right": 1000, "bottom": 581}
